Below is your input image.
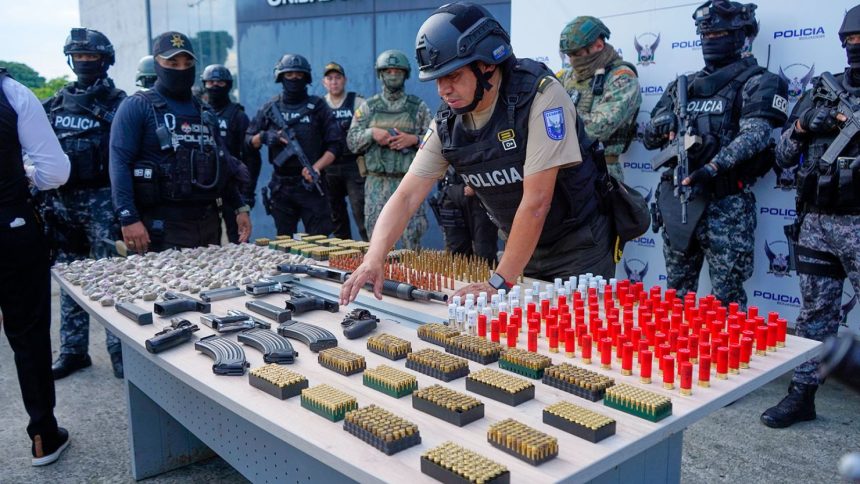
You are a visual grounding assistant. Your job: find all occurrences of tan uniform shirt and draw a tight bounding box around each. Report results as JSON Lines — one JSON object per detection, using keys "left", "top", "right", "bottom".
{"left": 408, "top": 77, "right": 582, "bottom": 180}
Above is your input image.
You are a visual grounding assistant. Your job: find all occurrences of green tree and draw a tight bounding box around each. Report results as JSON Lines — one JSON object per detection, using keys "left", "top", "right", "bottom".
{"left": 32, "top": 77, "right": 69, "bottom": 101}
{"left": 0, "top": 61, "right": 45, "bottom": 89}
{"left": 191, "top": 31, "right": 234, "bottom": 71}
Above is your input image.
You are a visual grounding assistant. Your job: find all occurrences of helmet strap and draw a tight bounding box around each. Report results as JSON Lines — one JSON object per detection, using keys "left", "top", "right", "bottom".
{"left": 451, "top": 62, "right": 495, "bottom": 115}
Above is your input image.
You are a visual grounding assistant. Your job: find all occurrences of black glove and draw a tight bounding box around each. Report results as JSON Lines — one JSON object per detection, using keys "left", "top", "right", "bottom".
{"left": 260, "top": 129, "right": 283, "bottom": 147}
{"left": 799, "top": 106, "right": 839, "bottom": 134}
{"left": 685, "top": 163, "right": 718, "bottom": 186}
{"left": 650, "top": 113, "right": 678, "bottom": 137}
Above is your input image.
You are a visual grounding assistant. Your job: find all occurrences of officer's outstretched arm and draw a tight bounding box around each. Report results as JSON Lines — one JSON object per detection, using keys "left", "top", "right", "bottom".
{"left": 339, "top": 173, "right": 436, "bottom": 305}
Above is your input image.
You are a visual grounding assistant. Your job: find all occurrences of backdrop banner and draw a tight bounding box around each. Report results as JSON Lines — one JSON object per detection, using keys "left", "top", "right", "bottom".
{"left": 512, "top": 0, "right": 858, "bottom": 331}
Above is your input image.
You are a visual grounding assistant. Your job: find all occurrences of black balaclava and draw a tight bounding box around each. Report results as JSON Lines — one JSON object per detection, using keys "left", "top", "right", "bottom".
{"left": 846, "top": 42, "right": 860, "bottom": 86}
{"left": 281, "top": 76, "right": 309, "bottom": 104}
{"left": 72, "top": 58, "right": 107, "bottom": 86}
{"left": 450, "top": 63, "right": 495, "bottom": 115}
{"left": 154, "top": 63, "right": 196, "bottom": 100}
{"left": 206, "top": 84, "right": 230, "bottom": 108}
{"left": 701, "top": 30, "right": 745, "bottom": 68}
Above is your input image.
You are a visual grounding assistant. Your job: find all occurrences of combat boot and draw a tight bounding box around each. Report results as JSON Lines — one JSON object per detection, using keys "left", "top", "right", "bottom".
{"left": 110, "top": 352, "right": 124, "bottom": 379}
{"left": 51, "top": 353, "right": 92, "bottom": 380}
{"left": 760, "top": 382, "right": 818, "bottom": 428}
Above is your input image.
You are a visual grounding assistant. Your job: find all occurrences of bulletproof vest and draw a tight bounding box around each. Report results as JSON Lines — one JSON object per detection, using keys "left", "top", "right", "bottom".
{"left": 798, "top": 72, "right": 860, "bottom": 212}
{"left": 363, "top": 93, "right": 422, "bottom": 175}
{"left": 436, "top": 58, "right": 600, "bottom": 247}
{"left": 214, "top": 102, "right": 243, "bottom": 159}
{"left": 132, "top": 89, "right": 227, "bottom": 204}
{"left": 329, "top": 92, "right": 358, "bottom": 165}
{"left": 268, "top": 95, "right": 324, "bottom": 176}
{"left": 563, "top": 60, "right": 640, "bottom": 156}
{"left": 0, "top": 70, "right": 29, "bottom": 207}
{"left": 46, "top": 80, "right": 122, "bottom": 189}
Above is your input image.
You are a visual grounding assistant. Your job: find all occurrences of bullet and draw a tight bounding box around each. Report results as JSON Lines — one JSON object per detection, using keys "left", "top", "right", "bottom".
{"left": 622, "top": 342, "right": 634, "bottom": 376}
{"left": 740, "top": 336, "right": 753, "bottom": 369}
{"left": 528, "top": 329, "right": 538, "bottom": 353}
{"left": 478, "top": 314, "right": 487, "bottom": 337}
{"left": 716, "top": 346, "right": 729, "bottom": 380}
{"left": 755, "top": 325, "right": 767, "bottom": 356}
{"left": 491, "top": 319, "right": 500, "bottom": 343}
{"left": 600, "top": 337, "right": 612, "bottom": 369}
{"left": 776, "top": 318, "right": 787, "bottom": 348}
{"left": 689, "top": 333, "right": 699, "bottom": 363}
{"left": 698, "top": 354, "right": 711, "bottom": 387}
{"left": 767, "top": 322, "right": 778, "bottom": 352}
{"left": 729, "top": 343, "right": 740, "bottom": 374}
{"left": 748, "top": 306, "right": 758, "bottom": 319}
{"left": 680, "top": 362, "right": 693, "bottom": 396}
{"left": 507, "top": 325, "right": 517, "bottom": 348}
{"left": 663, "top": 355, "right": 675, "bottom": 389}
{"left": 640, "top": 349, "right": 652, "bottom": 384}
{"left": 564, "top": 328, "right": 575, "bottom": 357}
{"left": 582, "top": 334, "right": 592, "bottom": 364}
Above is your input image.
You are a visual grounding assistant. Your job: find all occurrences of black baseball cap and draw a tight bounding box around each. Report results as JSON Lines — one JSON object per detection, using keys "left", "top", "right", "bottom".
{"left": 152, "top": 31, "right": 196, "bottom": 60}
{"left": 323, "top": 61, "right": 345, "bottom": 76}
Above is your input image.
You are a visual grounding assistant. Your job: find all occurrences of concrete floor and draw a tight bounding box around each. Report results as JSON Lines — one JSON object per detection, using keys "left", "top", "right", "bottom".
{"left": 0, "top": 282, "right": 857, "bottom": 483}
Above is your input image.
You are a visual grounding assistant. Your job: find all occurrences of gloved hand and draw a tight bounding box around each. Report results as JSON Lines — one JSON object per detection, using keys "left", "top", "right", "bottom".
{"left": 650, "top": 112, "right": 678, "bottom": 138}
{"left": 260, "top": 129, "right": 284, "bottom": 147}
{"left": 799, "top": 106, "right": 839, "bottom": 134}
{"left": 682, "top": 162, "right": 718, "bottom": 186}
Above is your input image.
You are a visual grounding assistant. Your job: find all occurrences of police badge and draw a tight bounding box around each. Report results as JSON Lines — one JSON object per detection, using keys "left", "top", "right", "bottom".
{"left": 542, "top": 107, "right": 565, "bottom": 141}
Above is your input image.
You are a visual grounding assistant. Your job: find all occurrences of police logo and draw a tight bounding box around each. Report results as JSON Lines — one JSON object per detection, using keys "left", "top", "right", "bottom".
{"left": 181, "top": 122, "right": 192, "bottom": 134}
{"left": 772, "top": 95, "right": 789, "bottom": 114}
{"left": 497, "top": 129, "right": 517, "bottom": 151}
{"left": 542, "top": 108, "right": 565, "bottom": 141}
{"left": 419, "top": 128, "right": 433, "bottom": 150}
{"left": 634, "top": 32, "right": 660, "bottom": 66}
{"left": 170, "top": 34, "right": 185, "bottom": 48}
{"left": 622, "top": 258, "right": 649, "bottom": 284}
{"left": 764, "top": 240, "right": 792, "bottom": 277}
{"left": 842, "top": 290, "right": 858, "bottom": 327}
{"left": 778, "top": 63, "right": 815, "bottom": 103}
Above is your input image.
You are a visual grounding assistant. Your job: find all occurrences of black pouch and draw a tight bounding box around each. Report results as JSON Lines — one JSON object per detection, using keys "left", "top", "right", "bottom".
{"left": 132, "top": 160, "right": 160, "bottom": 207}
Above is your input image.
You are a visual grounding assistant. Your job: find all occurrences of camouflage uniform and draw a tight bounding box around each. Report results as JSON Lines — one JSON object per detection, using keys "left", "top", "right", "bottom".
{"left": 557, "top": 57, "right": 641, "bottom": 181}
{"left": 775, "top": 81, "right": 860, "bottom": 385}
{"left": 347, "top": 92, "right": 432, "bottom": 249}
{"left": 644, "top": 62, "right": 788, "bottom": 308}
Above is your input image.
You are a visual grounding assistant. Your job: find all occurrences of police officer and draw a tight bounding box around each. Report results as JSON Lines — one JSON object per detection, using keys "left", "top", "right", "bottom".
{"left": 430, "top": 166, "right": 498, "bottom": 264}
{"left": 247, "top": 54, "right": 341, "bottom": 236}
{"left": 0, "top": 67, "right": 72, "bottom": 466}
{"left": 201, "top": 64, "right": 261, "bottom": 243}
{"left": 322, "top": 61, "right": 368, "bottom": 240}
{"left": 346, "top": 50, "right": 432, "bottom": 249}
{"left": 761, "top": 6, "right": 860, "bottom": 429}
{"left": 557, "top": 16, "right": 642, "bottom": 182}
{"left": 643, "top": 1, "right": 788, "bottom": 307}
{"left": 43, "top": 28, "right": 126, "bottom": 380}
{"left": 135, "top": 55, "right": 156, "bottom": 91}
{"left": 110, "top": 31, "right": 251, "bottom": 254}
{"left": 341, "top": 3, "right": 611, "bottom": 303}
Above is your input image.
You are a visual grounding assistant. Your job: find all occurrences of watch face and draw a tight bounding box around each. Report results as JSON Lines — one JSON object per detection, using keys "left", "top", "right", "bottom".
{"left": 489, "top": 273, "right": 505, "bottom": 290}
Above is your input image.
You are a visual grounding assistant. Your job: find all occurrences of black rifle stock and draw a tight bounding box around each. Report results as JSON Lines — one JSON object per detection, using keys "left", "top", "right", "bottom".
{"left": 267, "top": 104, "right": 324, "bottom": 195}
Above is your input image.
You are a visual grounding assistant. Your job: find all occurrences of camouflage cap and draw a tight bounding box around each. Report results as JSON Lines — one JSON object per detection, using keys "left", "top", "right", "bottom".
{"left": 559, "top": 16, "right": 611, "bottom": 54}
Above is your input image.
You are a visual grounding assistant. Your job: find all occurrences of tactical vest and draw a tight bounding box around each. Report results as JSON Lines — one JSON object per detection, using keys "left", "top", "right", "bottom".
{"left": 364, "top": 93, "right": 422, "bottom": 175}
{"left": 267, "top": 95, "right": 325, "bottom": 176}
{"left": 131, "top": 89, "right": 228, "bottom": 205}
{"left": 329, "top": 92, "right": 358, "bottom": 165}
{"left": 436, "top": 58, "right": 599, "bottom": 247}
{"left": 214, "top": 102, "right": 243, "bottom": 158}
{"left": 563, "top": 60, "right": 640, "bottom": 157}
{"left": 46, "top": 80, "right": 123, "bottom": 189}
{"left": 681, "top": 57, "right": 783, "bottom": 193}
{"left": 797, "top": 72, "right": 860, "bottom": 213}
{"left": 0, "top": 70, "right": 29, "bottom": 207}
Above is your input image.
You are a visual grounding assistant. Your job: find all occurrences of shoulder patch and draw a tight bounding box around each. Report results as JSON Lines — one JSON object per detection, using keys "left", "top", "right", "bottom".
{"left": 537, "top": 75, "right": 556, "bottom": 94}
{"left": 354, "top": 106, "right": 364, "bottom": 121}
{"left": 419, "top": 128, "right": 434, "bottom": 149}
{"left": 542, "top": 107, "right": 565, "bottom": 141}
{"left": 613, "top": 68, "right": 636, "bottom": 79}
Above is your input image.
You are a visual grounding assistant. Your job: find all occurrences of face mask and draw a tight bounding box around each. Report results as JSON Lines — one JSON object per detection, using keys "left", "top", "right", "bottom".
{"left": 154, "top": 63, "right": 196, "bottom": 99}
{"left": 206, "top": 85, "right": 230, "bottom": 107}
{"left": 381, "top": 70, "right": 406, "bottom": 94}
{"left": 847, "top": 43, "right": 860, "bottom": 69}
{"left": 281, "top": 77, "right": 308, "bottom": 103}
{"left": 72, "top": 59, "right": 105, "bottom": 86}
{"left": 701, "top": 30, "right": 744, "bottom": 67}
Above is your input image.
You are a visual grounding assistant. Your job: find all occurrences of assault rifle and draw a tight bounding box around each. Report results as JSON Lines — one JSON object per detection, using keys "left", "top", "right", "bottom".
{"left": 650, "top": 75, "right": 701, "bottom": 224}
{"left": 815, "top": 72, "right": 860, "bottom": 166}
{"left": 266, "top": 104, "right": 324, "bottom": 196}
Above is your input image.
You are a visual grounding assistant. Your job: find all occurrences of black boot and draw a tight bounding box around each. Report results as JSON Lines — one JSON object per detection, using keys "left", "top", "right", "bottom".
{"left": 760, "top": 382, "right": 818, "bottom": 428}
{"left": 51, "top": 353, "right": 92, "bottom": 380}
{"left": 32, "top": 427, "right": 71, "bottom": 466}
{"left": 110, "top": 352, "right": 124, "bottom": 379}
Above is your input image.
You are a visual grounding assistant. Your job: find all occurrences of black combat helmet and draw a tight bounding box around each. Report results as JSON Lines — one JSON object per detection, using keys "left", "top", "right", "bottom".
{"left": 692, "top": 1, "right": 759, "bottom": 37}
{"left": 415, "top": 2, "right": 512, "bottom": 82}
{"left": 273, "top": 54, "right": 312, "bottom": 83}
{"left": 63, "top": 28, "right": 115, "bottom": 65}
{"left": 839, "top": 5, "right": 860, "bottom": 46}
{"left": 201, "top": 64, "right": 233, "bottom": 89}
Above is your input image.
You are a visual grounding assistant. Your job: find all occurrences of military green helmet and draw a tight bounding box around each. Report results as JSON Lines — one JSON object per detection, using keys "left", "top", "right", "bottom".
{"left": 135, "top": 55, "right": 156, "bottom": 88}
{"left": 375, "top": 49, "right": 411, "bottom": 79}
{"left": 559, "top": 16, "right": 611, "bottom": 54}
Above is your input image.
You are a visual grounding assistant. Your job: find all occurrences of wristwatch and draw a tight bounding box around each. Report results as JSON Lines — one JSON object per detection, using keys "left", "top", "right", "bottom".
{"left": 488, "top": 272, "right": 512, "bottom": 291}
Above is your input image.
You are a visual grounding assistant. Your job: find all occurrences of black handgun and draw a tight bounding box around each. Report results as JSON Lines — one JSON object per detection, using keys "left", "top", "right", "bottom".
{"left": 285, "top": 287, "right": 339, "bottom": 314}
{"left": 277, "top": 263, "right": 351, "bottom": 283}
{"left": 245, "top": 274, "right": 298, "bottom": 297}
{"left": 200, "top": 312, "right": 270, "bottom": 333}
{"left": 145, "top": 318, "right": 200, "bottom": 354}
{"left": 199, "top": 286, "right": 245, "bottom": 303}
{"left": 341, "top": 308, "right": 379, "bottom": 340}
{"left": 154, "top": 292, "right": 211, "bottom": 317}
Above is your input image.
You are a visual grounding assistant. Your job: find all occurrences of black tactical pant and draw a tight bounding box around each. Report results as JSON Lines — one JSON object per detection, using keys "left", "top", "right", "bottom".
{"left": 269, "top": 176, "right": 333, "bottom": 237}
{"left": 142, "top": 204, "right": 222, "bottom": 252}
{"left": 0, "top": 204, "right": 58, "bottom": 440}
{"left": 440, "top": 184, "right": 497, "bottom": 264}
{"left": 325, "top": 163, "right": 367, "bottom": 241}
{"left": 526, "top": 211, "right": 615, "bottom": 281}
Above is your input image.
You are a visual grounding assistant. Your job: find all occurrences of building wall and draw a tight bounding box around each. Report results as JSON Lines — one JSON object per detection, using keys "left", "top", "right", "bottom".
{"left": 79, "top": 0, "right": 149, "bottom": 94}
